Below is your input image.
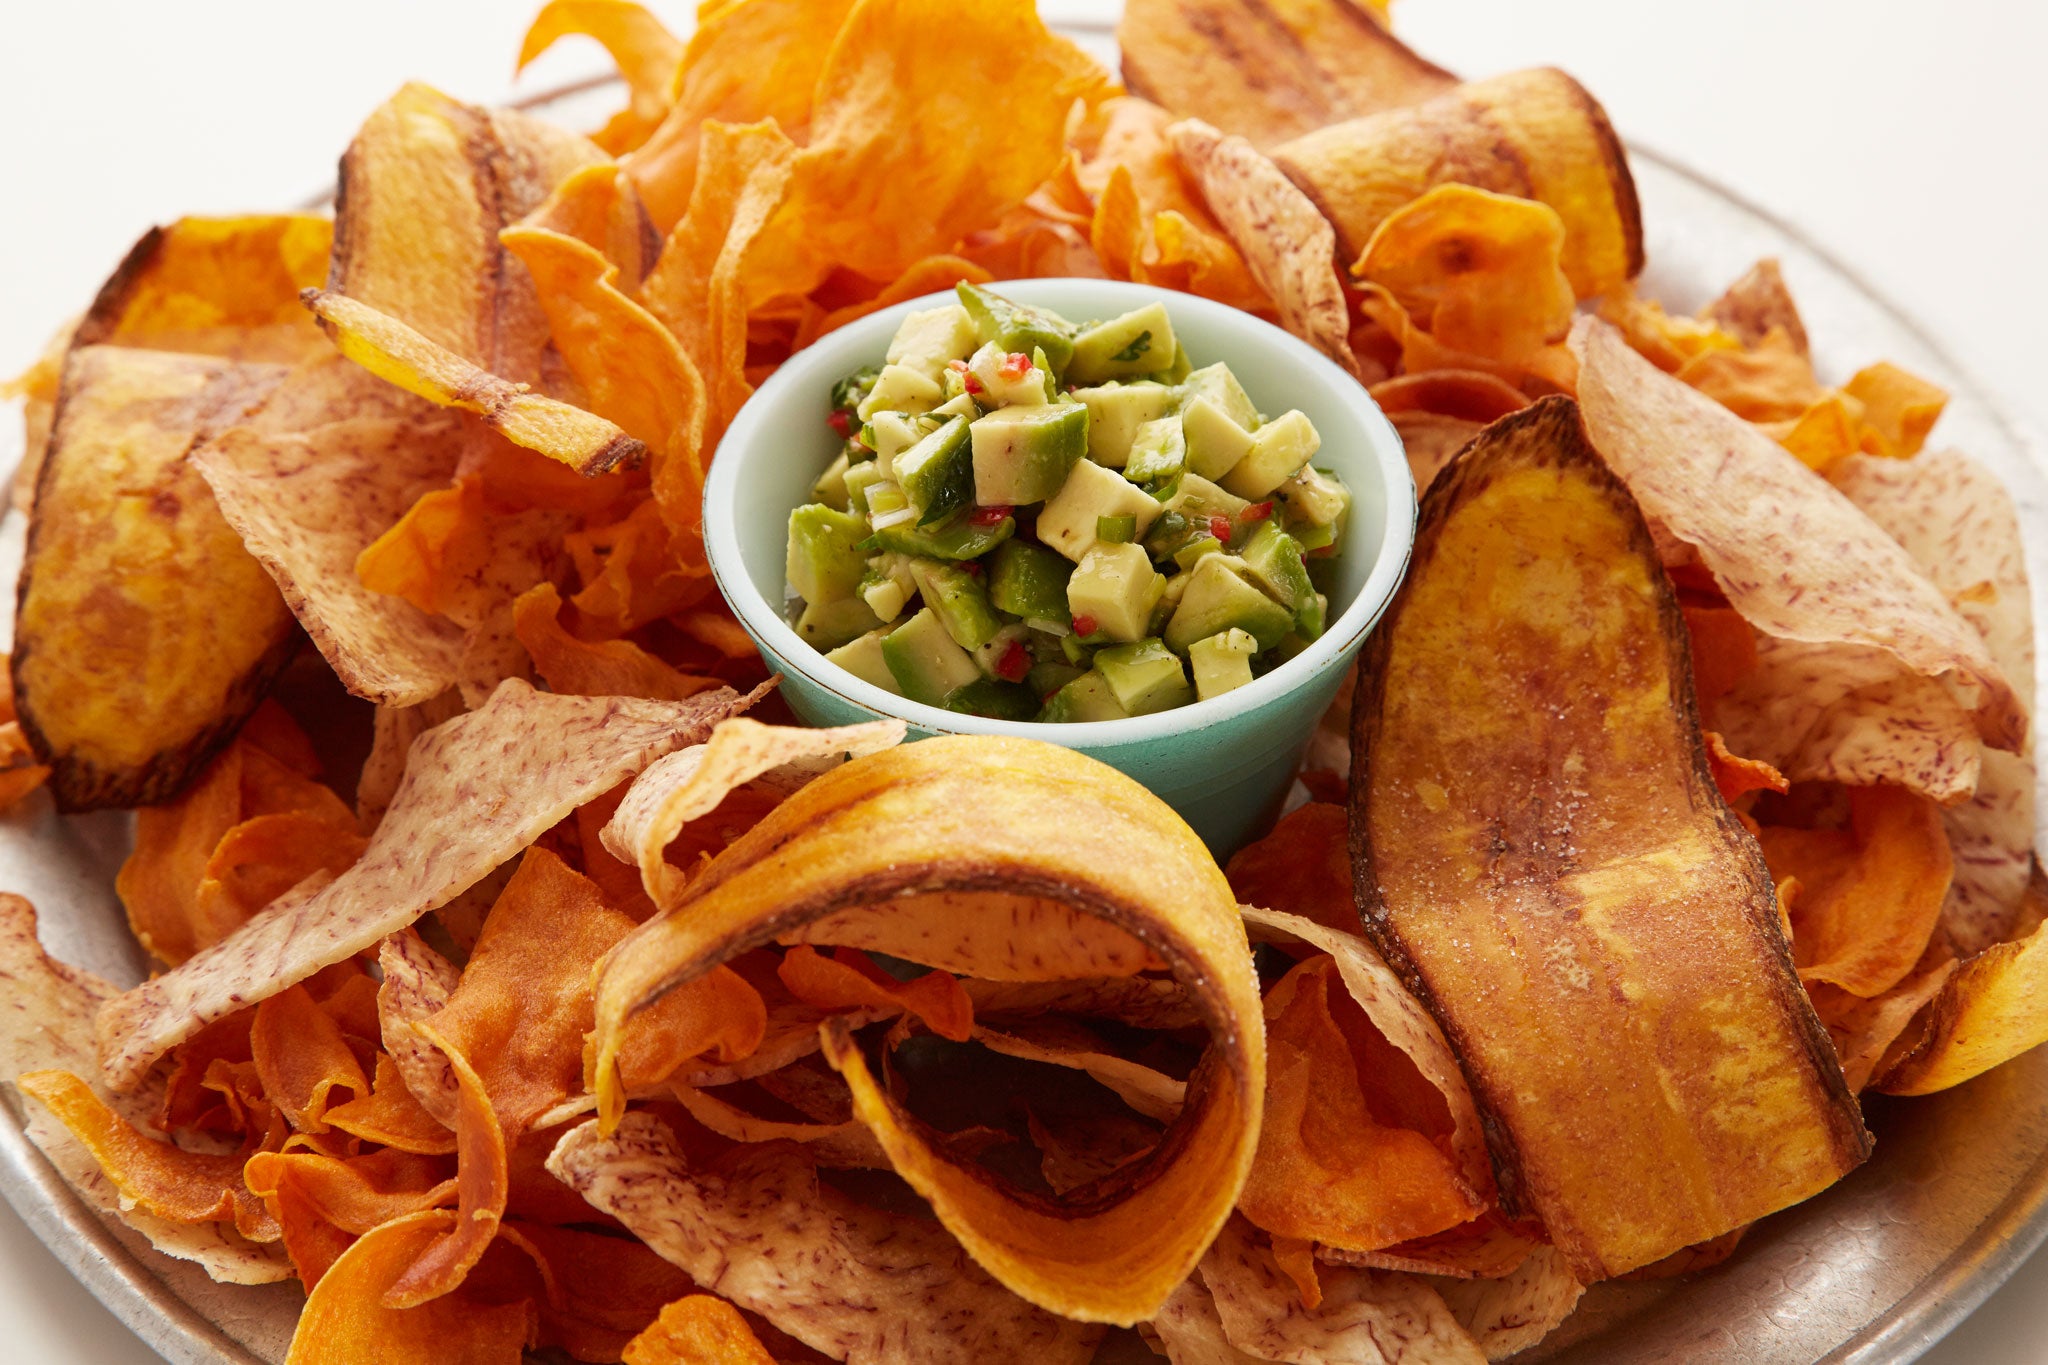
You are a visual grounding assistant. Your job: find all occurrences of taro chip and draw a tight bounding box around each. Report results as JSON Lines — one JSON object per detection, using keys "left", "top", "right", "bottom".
{"left": 1436, "top": 1246, "right": 1584, "bottom": 1360}
{"left": 622, "top": 1295, "right": 777, "bottom": 1365}
{"left": 284, "top": 1210, "right": 535, "bottom": 1364}
{"left": 1353, "top": 185, "right": 1577, "bottom": 367}
{"left": 1168, "top": 118, "right": 1362, "bottom": 377}
{"left": 550, "top": 1114, "right": 1103, "bottom": 1363}
{"left": 1703, "top": 258, "right": 1809, "bottom": 356}
{"left": 95, "top": 679, "right": 760, "bottom": 1091}
{"left": 1392, "top": 411, "right": 1485, "bottom": 496}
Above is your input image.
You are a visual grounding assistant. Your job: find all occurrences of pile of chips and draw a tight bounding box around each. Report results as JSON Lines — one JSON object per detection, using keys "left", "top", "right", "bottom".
{"left": 0, "top": 0, "right": 2042, "bottom": 1361}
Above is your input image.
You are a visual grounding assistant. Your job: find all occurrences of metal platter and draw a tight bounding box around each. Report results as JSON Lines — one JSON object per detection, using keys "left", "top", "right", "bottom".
{"left": 0, "top": 17, "right": 2042, "bottom": 1362}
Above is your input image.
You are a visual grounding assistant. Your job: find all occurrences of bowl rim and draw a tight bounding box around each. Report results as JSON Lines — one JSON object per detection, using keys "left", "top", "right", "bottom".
{"left": 703, "top": 276, "right": 1417, "bottom": 742}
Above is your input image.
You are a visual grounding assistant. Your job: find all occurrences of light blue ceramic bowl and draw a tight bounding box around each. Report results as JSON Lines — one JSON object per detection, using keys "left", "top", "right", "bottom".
{"left": 704, "top": 278, "right": 1415, "bottom": 853}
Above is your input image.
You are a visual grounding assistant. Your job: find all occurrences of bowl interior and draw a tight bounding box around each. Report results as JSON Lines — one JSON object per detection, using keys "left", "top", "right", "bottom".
{"left": 706, "top": 277, "right": 1413, "bottom": 739}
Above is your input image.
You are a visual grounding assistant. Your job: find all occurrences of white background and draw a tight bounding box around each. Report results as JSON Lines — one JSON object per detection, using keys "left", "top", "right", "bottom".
{"left": 1, "top": 2, "right": 2044, "bottom": 1361}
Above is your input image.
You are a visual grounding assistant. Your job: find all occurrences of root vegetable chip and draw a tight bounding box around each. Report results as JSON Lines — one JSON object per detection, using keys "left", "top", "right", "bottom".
{"left": 1117, "top": 0, "right": 1454, "bottom": 149}
{"left": 623, "top": 1295, "right": 776, "bottom": 1365}
{"left": 1436, "top": 1246, "right": 1584, "bottom": 1361}
{"left": 1318, "top": 1211, "right": 1543, "bottom": 1281}
{"left": 1351, "top": 397, "right": 1869, "bottom": 1280}
{"left": 192, "top": 355, "right": 470, "bottom": 707}
{"left": 76, "top": 216, "right": 333, "bottom": 364}
{"left": 1758, "top": 786, "right": 1952, "bottom": 998}
{"left": 592, "top": 736, "right": 1264, "bottom": 1323}
{"left": 549, "top": 1113, "right": 1104, "bottom": 1363}
{"left": 518, "top": 2, "right": 683, "bottom": 152}
{"left": 1368, "top": 370, "right": 1530, "bottom": 425}
{"left": 1226, "top": 804, "right": 1359, "bottom": 938}
{"left": 967, "top": 1021, "right": 1187, "bottom": 1123}
{"left": 305, "top": 289, "right": 646, "bottom": 476}
{"left": 784, "top": 891, "right": 1167, "bottom": 983}
{"left": 1392, "top": 411, "right": 1484, "bottom": 495}
{"left": 1833, "top": 450, "right": 2036, "bottom": 953}
{"left": 513, "top": 584, "right": 722, "bottom": 702}
{"left": 1844, "top": 361, "right": 1947, "bottom": 460}
{"left": 378, "top": 930, "right": 462, "bottom": 1126}
{"left": 1273, "top": 68, "right": 1643, "bottom": 300}
{"left": 1808, "top": 957, "right": 1958, "bottom": 1094}
{"left": 14, "top": 345, "right": 298, "bottom": 810}
{"left": 779, "top": 946, "right": 973, "bottom": 1041}
{"left": 95, "top": 679, "right": 760, "bottom": 1091}
{"left": 1571, "top": 318, "right": 2025, "bottom": 799}
{"left": 242, "top": 1148, "right": 458, "bottom": 1285}
{"left": 1675, "top": 333, "right": 1824, "bottom": 423}
{"left": 1703, "top": 259, "right": 1809, "bottom": 357}
{"left": 1878, "top": 915, "right": 2048, "bottom": 1095}
{"left": 284, "top": 1210, "right": 535, "bottom": 1365}
{"left": 669, "top": 1084, "right": 884, "bottom": 1169}
{"left": 1168, "top": 119, "right": 1361, "bottom": 377}
{"left": 1353, "top": 185, "right": 1577, "bottom": 367}
{"left": 251, "top": 984, "right": 371, "bottom": 1134}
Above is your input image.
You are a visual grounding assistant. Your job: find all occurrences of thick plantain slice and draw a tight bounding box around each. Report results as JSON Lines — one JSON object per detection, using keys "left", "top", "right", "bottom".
{"left": 1272, "top": 68, "right": 1642, "bottom": 299}
{"left": 1350, "top": 396, "right": 1869, "bottom": 1281}
{"left": 75, "top": 215, "right": 334, "bottom": 363}
{"left": 590, "top": 735, "right": 1265, "bottom": 1326}
{"left": 14, "top": 346, "right": 299, "bottom": 810}
{"left": 1117, "top": 0, "right": 1455, "bottom": 149}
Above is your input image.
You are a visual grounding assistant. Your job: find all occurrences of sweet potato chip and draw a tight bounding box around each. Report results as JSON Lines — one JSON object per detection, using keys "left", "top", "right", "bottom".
{"left": 1835, "top": 450, "right": 2036, "bottom": 952}
{"left": 779, "top": 946, "right": 973, "bottom": 1042}
{"left": 593, "top": 737, "right": 1264, "bottom": 1323}
{"left": 1168, "top": 119, "right": 1361, "bottom": 377}
{"left": 381, "top": 1044, "right": 508, "bottom": 1307}
{"left": 1274, "top": 68, "right": 1642, "bottom": 299}
{"left": 623, "top": 1295, "right": 776, "bottom": 1365}
{"left": 1703, "top": 258, "right": 1809, "bottom": 356}
{"left": 323, "top": 1055, "right": 459, "bottom": 1155}
{"left": 1437, "top": 1246, "right": 1584, "bottom": 1361}
{"left": 1225, "top": 803, "right": 1360, "bottom": 938}
{"left": 251, "top": 984, "right": 371, "bottom": 1134}
{"left": 1369, "top": 370, "right": 1530, "bottom": 424}
{"left": 505, "top": 1219, "right": 701, "bottom": 1361}
{"left": 1808, "top": 956, "right": 1958, "bottom": 1094}
{"left": 75, "top": 215, "right": 333, "bottom": 363}
{"left": 513, "top": 585, "right": 721, "bottom": 702}
{"left": 1704, "top": 731, "right": 1789, "bottom": 804}
{"left": 305, "top": 289, "right": 646, "bottom": 476}
{"left": 14, "top": 345, "right": 298, "bottom": 810}
{"left": 1878, "top": 915, "right": 2048, "bottom": 1095}
{"left": 518, "top": 2, "right": 683, "bottom": 150}
{"left": 243, "top": 1147, "right": 458, "bottom": 1285}
{"left": 1844, "top": 361, "right": 1947, "bottom": 459}
{"left": 194, "top": 811, "right": 368, "bottom": 950}
{"left": 1353, "top": 397, "right": 1868, "bottom": 1279}
{"left": 1676, "top": 331, "right": 1824, "bottom": 424}
{"left": 603, "top": 717, "right": 905, "bottom": 908}
{"left": 549, "top": 1114, "right": 1102, "bottom": 1362}
{"left": 1572, "top": 318, "right": 2025, "bottom": 800}
{"left": 284, "top": 1210, "right": 534, "bottom": 1365}
{"left": 192, "top": 355, "right": 470, "bottom": 706}
{"left": 1353, "top": 185, "right": 1577, "bottom": 367}
{"left": 1319, "top": 1210, "right": 1543, "bottom": 1281}
{"left": 96, "top": 680, "right": 758, "bottom": 1090}
{"left": 1117, "top": 0, "right": 1454, "bottom": 148}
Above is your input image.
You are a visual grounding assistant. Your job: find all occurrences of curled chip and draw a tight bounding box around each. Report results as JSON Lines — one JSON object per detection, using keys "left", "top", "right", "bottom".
{"left": 591, "top": 736, "right": 1264, "bottom": 1325}
{"left": 75, "top": 215, "right": 333, "bottom": 363}
{"left": 1352, "top": 396, "right": 1869, "bottom": 1280}
{"left": 1273, "top": 67, "right": 1643, "bottom": 299}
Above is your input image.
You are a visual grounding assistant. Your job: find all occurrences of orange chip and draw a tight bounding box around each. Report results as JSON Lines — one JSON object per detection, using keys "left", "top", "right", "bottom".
{"left": 1844, "top": 360, "right": 1948, "bottom": 459}
{"left": 1676, "top": 331, "right": 1824, "bottom": 423}
{"left": 1354, "top": 185, "right": 1577, "bottom": 367}
{"left": 1682, "top": 604, "right": 1758, "bottom": 715}
{"left": 1225, "top": 803, "right": 1360, "bottom": 939}
{"left": 513, "top": 583, "right": 723, "bottom": 702}
{"left": 243, "top": 1147, "right": 458, "bottom": 1286}
{"left": 1765, "top": 390, "right": 1865, "bottom": 474}
{"left": 1879, "top": 914, "right": 2048, "bottom": 1095}
{"left": 623, "top": 1295, "right": 776, "bottom": 1365}
{"left": 251, "top": 984, "right": 371, "bottom": 1135}
{"left": 1757, "top": 785, "right": 1953, "bottom": 998}
{"left": 1597, "top": 285, "right": 1741, "bottom": 373}
{"left": 1368, "top": 370, "right": 1530, "bottom": 424}
{"left": 612, "top": 963, "right": 768, "bottom": 1093}
{"left": 323, "top": 1055, "right": 459, "bottom": 1155}
{"left": 1702, "top": 732, "right": 1788, "bottom": 805}
{"left": 284, "top": 1210, "right": 535, "bottom": 1365}
{"left": 1238, "top": 956, "right": 1484, "bottom": 1253}
{"left": 567, "top": 499, "right": 713, "bottom": 635}
{"left": 193, "top": 811, "right": 368, "bottom": 950}
{"left": 518, "top": 2, "right": 683, "bottom": 154}
{"left": 508, "top": 1221, "right": 700, "bottom": 1362}
{"left": 778, "top": 945, "right": 975, "bottom": 1042}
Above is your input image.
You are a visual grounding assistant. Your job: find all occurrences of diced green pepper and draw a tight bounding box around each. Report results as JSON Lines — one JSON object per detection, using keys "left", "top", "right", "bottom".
{"left": 987, "top": 541, "right": 1074, "bottom": 629}
{"left": 1096, "top": 514, "right": 1137, "bottom": 544}
{"left": 872, "top": 507, "right": 1014, "bottom": 561}
{"left": 907, "top": 558, "right": 1005, "bottom": 651}
{"left": 957, "top": 283, "right": 1077, "bottom": 377}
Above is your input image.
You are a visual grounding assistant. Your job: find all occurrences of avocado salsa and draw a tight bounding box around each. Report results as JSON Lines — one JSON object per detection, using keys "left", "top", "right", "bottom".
{"left": 785, "top": 285, "right": 1351, "bottom": 722}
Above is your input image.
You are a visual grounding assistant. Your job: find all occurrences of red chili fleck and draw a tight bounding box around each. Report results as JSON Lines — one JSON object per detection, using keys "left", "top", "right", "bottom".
{"left": 962, "top": 372, "right": 985, "bottom": 396}
{"left": 970, "top": 505, "right": 1012, "bottom": 527}
{"left": 948, "top": 358, "right": 970, "bottom": 373}
{"left": 1207, "top": 513, "right": 1233, "bottom": 543}
{"left": 1071, "top": 613, "right": 1098, "bottom": 637}
{"left": 960, "top": 560, "right": 983, "bottom": 577}
{"left": 996, "top": 640, "right": 1032, "bottom": 682}
{"left": 1242, "top": 501, "right": 1274, "bottom": 523}
{"left": 827, "top": 408, "right": 853, "bottom": 438}
{"left": 997, "top": 351, "right": 1032, "bottom": 381}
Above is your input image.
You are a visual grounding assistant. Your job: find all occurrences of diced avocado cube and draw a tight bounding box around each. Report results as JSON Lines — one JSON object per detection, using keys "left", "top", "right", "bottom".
{"left": 1166, "top": 472, "right": 1252, "bottom": 524}
{"left": 787, "top": 504, "right": 867, "bottom": 604}
{"left": 1094, "top": 637, "right": 1193, "bottom": 715}
{"left": 1067, "top": 303, "right": 1177, "bottom": 385}
{"left": 882, "top": 607, "right": 981, "bottom": 706}
{"left": 825, "top": 629, "right": 904, "bottom": 695}
{"left": 1174, "top": 535, "right": 1224, "bottom": 571}
{"left": 1164, "top": 553, "right": 1293, "bottom": 653}
{"left": 1076, "top": 381, "right": 1176, "bottom": 467}
{"left": 966, "top": 343, "right": 1054, "bottom": 409}
{"left": 812, "top": 450, "right": 852, "bottom": 512}
{"left": 1182, "top": 396, "right": 1255, "bottom": 481}
{"left": 862, "top": 411, "right": 931, "bottom": 475}
{"left": 859, "top": 553, "right": 918, "bottom": 622}
{"left": 1189, "top": 628, "right": 1258, "bottom": 701}
{"left": 842, "top": 459, "right": 887, "bottom": 518}
{"left": 947, "top": 677, "right": 1040, "bottom": 721}
{"left": 1097, "top": 514, "right": 1136, "bottom": 544}
{"left": 1181, "top": 363, "right": 1260, "bottom": 428}
{"left": 970, "top": 403, "right": 1088, "bottom": 506}
{"left": 1221, "top": 409, "right": 1321, "bottom": 498}
{"left": 957, "top": 283, "right": 1076, "bottom": 377}
{"left": 1155, "top": 340, "right": 1193, "bottom": 385}
{"left": 797, "top": 596, "right": 882, "bottom": 651}
{"left": 872, "top": 507, "right": 1014, "bottom": 561}
{"left": 1027, "top": 659, "right": 1086, "bottom": 699}
{"left": 1038, "top": 459, "right": 1164, "bottom": 563}
{"left": 907, "top": 558, "right": 1004, "bottom": 651}
{"left": 1276, "top": 464, "right": 1350, "bottom": 527}
{"left": 1238, "top": 522, "right": 1323, "bottom": 640}
{"left": 887, "top": 304, "right": 979, "bottom": 380}
{"left": 894, "top": 415, "right": 972, "bottom": 525}
{"left": 856, "top": 363, "right": 943, "bottom": 421}
{"left": 1124, "top": 416, "right": 1187, "bottom": 486}
{"left": 1067, "top": 542, "right": 1165, "bottom": 644}
{"left": 987, "top": 541, "right": 1073, "bottom": 630}
{"left": 1039, "top": 671, "right": 1130, "bottom": 723}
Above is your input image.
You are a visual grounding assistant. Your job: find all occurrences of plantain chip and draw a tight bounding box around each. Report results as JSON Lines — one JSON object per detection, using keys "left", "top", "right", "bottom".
{"left": 76, "top": 215, "right": 333, "bottom": 363}
{"left": 1117, "top": 0, "right": 1454, "bottom": 149}
{"left": 1273, "top": 68, "right": 1642, "bottom": 300}
{"left": 1352, "top": 396, "right": 1869, "bottom": 1280}
{"left": 94, "top": 680, "right": 761, "bottom": 1091}
{"left": 590, "top": 736, "right": 1264, "bottom": 1324}
{"left": 1572, "top": 318, "right": 2026, "bottom": 803}
{"left": 14, "top": 345, "right": 298, "bottom": 809}
{"left": 550, "top": 1113, "right": 1104, "bottom": 1363}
